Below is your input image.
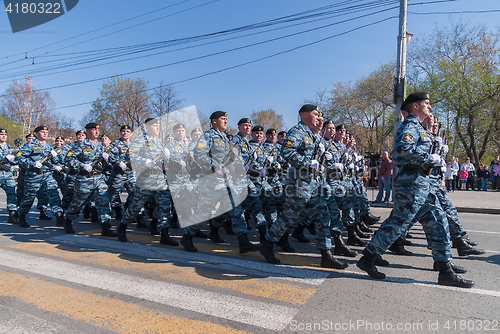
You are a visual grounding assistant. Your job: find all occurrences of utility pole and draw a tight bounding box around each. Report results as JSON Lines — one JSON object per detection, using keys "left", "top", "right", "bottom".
{"left": 391, "top": 0, "right": 410, "bottom": 201}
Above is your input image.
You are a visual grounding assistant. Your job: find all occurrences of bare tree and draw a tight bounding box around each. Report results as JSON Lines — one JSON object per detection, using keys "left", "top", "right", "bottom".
{"left": 250, "top": 108, "right": 285, "bottom": 131}
{"left": 1, "top": 78, "right": 55, "bottom": 134}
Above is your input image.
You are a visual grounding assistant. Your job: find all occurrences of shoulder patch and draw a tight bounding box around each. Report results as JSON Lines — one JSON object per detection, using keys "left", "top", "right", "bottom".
{"left": 16, "top": 151, "right": 22, "bottom": 157}
{"left": 66, "top": 151, "right": 73, "bottom": 157}
{"left": 283, "top": 139, "right": 294, "bottom": 148}
{"left": 402, "top": 133, "right": 414, "bottom": 143}
{"left": 197, "top": 142, "right": 205, "bottom": 150}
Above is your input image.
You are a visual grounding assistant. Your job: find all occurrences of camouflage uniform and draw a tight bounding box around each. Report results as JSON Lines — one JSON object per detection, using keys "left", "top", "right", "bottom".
{"left": 107, "top": 138, "right": 135, "bottom": 215}
{"left": 17, "top": 139, "right": 63, "bottom": 218}
{"left": 121, "top": 132, "right": 171, "bottom": 229}
{"left": 364, "top": 113, "right": 452, "bottom": 263}
{"left": 0, "top": 142, "right": 18, "bottom": 212}
{"left": 230, "top": 132, "right": 267, "bottom": 228}
{"left": 264, "top": 121, "right": 331, "bottom": 250}
{"left": 185, "top": 127, "right": 247, "bottom": 237}
{"left": 64, "top": 138, "right": 112, "bottom": 224}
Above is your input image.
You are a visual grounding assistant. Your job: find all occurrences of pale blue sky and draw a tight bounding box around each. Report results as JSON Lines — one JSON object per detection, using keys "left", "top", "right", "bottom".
{"left": 1, "top": 0, "right": 499, "bottom": 131}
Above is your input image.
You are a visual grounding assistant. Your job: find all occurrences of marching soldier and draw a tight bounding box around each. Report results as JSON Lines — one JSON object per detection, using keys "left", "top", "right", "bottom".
{"left": 260, "top": 104, "right": 347, "bottom": 268}
{"left": 117, "top": 118, "right": 175, "bottom": 245}
{"left": 52, "top": 136, "right": 67, "bottom": 194}
{"left": 107, "top": 125, "right": 135, "bottom": 221}
{"left": 0, "top": 128, "right": 19, "bottom": 225}
{"left": 356, "top": 92, "right": 474, "bottom": 288}
{"left": 180, "top": 111, "right": 260, "bottom": 255}
{"left": 61, "top": 130, "right": 87, "bottom": 211}
{"left": 16, "top": 126, "right": 65, "bottom": 228}
{"left": 63, "top": 123, "right": 116, "bottom": 237}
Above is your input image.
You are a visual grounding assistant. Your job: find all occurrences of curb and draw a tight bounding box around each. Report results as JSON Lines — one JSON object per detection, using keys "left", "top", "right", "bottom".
{"left": 370, "top": 202, "right": 500, "bottom": 215}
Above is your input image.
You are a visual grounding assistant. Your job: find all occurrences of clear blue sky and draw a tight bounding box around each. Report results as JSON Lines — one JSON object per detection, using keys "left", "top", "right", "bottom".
{"left": 1, "top": 0, "right": 499, "bottom": 131}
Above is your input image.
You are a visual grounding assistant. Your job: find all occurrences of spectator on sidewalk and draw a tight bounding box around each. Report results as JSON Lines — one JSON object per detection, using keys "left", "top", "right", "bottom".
{"left": 460, "top": 167, "right": 469, "bottom": 190}
{"left": 451, "top": 156, "right": 459, "bottom": 191}
{"left": 444, "top": 162, "right": 453, "bottom": 192}
{"left": 461, "top": 157, "right": 476, "bottom": 190}
{"left": 493, "top": 160, "right": 500, "bottom": 191}
{"left": 480, "top": 165, "right": 490, "bottom": 191}
{"left": 375, "top": 151, "right": 392, "bottom": 203}
{"left": 491, "top": 156, "right": 499, "bottom": 190}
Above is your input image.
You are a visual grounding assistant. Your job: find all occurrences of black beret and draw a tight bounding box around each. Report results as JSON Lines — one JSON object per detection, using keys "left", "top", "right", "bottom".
{"left": 120, "top": 125, "right": 132, "bottom": 131}
{"left": 266, "top": 128, "right": 276, "bottom": 135}
{"left": 238, "top": 118, "right": 251, "bottom": 125}
{"left": 144, "top": 118, "right": 159, "bottom": 125}
{"left": 173, "top": 123, "right": 185, "bottom": 131}
{"left": 55, "top": 136, "right": 65, "bottom": 141}
{"left": 34, "top": 125, "right": 48, "bottom": 132}
{"left": 251, "top": 125, "right": 264, "bottom": 132}
{"left": 99, "top": 134, "right": 109, "bottom": 139}
{"left": 335, "top": 124, "right": 346, "bottom": 131}
{"left": 403, "top": 92, "right": 430, "bottom": 106}
{"left": 277, "top": 131, "right": 286, "bottom": 136}
{"left": 323, "top": 120, "right": 334, "bottom": 126}
{"left": 76, "top": 130, "right": 86, "bottom": 136}
{"left": 85, "top": 122, "right": 99, "bottom": 129}
{"left": 210, "top": 111, "right": 227, "bottom": 120}
{"left": 0, "top": 128, "right": 7, "bottom": 134}
{"left": 298, "top": 104, "right": 317, "bottom": 113}
{"left": 400, "top": 101, "right": 407, "bottom": 112}
{"left": 25, "top": 133, "right": 35, "bottom": 139}
{"left": 191, "top": 127, "right": 202, "bottom": 135}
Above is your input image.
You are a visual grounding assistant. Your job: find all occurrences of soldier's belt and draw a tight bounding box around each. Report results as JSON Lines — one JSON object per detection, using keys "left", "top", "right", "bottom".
{"left": 79, "top": 170, "right": 101, "bottom": 177}
{"left": 403, "top": 165, "right": 431, "bottom": 176}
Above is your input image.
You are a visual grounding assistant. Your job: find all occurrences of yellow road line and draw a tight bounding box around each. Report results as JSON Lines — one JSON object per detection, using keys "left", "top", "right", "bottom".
{"left": 11, "top": 241, "right": 316, "bottom": 305}
{"left": 0, "top": 271, "right": 248, "bottom": 334}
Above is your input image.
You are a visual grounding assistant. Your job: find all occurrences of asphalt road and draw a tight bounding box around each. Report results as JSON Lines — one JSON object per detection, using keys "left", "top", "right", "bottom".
{"left": 0, "top": 194, "right": 499, "bottom": 334}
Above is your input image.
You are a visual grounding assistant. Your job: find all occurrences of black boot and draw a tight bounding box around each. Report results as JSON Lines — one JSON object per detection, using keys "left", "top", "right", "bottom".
{"left": 367, "top": 211, "right": 380, "bottom": 220}
{"left": 358, "top": 220, "right": 373, "bottom": 233}
{"left": 237, "top": 233, "right": 260, "bottom": 254}
{"left": 347, "top": 225, "right": 368, "bottom": 246}
{"left": 455, "top": 236, "right": 485, "bottom": 256}
{"left": 208, "top": 222, "right": 225, "bottom": 243}
{"left": 222, "top": 219, "right": 235, "bottom": 235}
{"left": 433, "top": 261, "right": 466, "bottom": 273}
{"left": 320, "top": 249, "right": 348, "bottom": 269}
{"left": 306, "top": 223, "right": 316, "bottom": 235}
{"left": 355, "top": 223, "right": 371, "bottom": 239}
{"left": 464, "top": 235, "right": 478, "bottom": 246}
{"left": 333, "top": 235, "right": 357, "bottom": 257}
{"left": 55, "top": 211, "right": 65, "bottom": 227}
{"left": 257, "top": 225, "right": 267, "bottom": 244}
{"left": 356, "top": 249, "right": 386, "bottom": 279}
{"left": 8, "top": 210, "right": 18, "bottom": 224}
{"left": 136, "top": 214, "right": 148, "bottom": 229}
{"left": 148, "top": 218, "right": 160, "bottom": 235}
{"left": 388, "top": 237, "right": 413, "bottom": 255}
{"left": 180, "top": 234, "right": 198, "bottom": 252}
{"left": 259, "top": 239, "right": 280, "bottom": 264}
{"left": 437, "top": 261, "right": 474, "bottom": 288}
{"left": 362, "top": 213, "right": 378, "bottom": 225}
{"left": 374, "top": 254, "right": 389, "bottom": 267}
{"left": 82, "top": 205, "right": 91, "bottom": 218}
{"left": 276, "top": 232, "right": 295, "bottom": 253}
{"left": 39, "top": 208, "right": 52, "bottom": 220}
{"left": 169, "top": 214, "right": 181, "bottom": 229}
{"left": 291, "top": 224, "right": 310, "bottom": 243}
{"left": 18, "top": 214, "right": 30, "bottom": 228}
{"left": 101, "top": 220, "right": 117, "bottom": 237}
{"left": 160, "top": 228, "right": 179, "bottom": 246}
{"left": 91, "top": 207, "right": 98, "bottom": 224}
{"left": 114, "top": 206, "right": 122, "bottom": 221}
{"left": 117, "top": 223, "right": 127, "bottom": 242}
{"left": 64, "top": 218, "right": 75, "bottom": 233}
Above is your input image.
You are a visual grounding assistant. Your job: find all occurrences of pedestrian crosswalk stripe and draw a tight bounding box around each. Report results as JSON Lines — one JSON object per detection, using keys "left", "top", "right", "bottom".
{"left": 0, "top": 271, "right": 250, "bottom": 334}
{"left": 0, "top": 249, "right": 297, "bottom": 330}
{"left": 11, "top": 241, "right": 316, "bottom": 305}
{"left": 48, "top": 233, "right": 332, "bottom": 286}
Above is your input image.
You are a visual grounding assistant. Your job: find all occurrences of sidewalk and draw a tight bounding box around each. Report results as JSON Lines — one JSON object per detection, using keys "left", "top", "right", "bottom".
{"left": 367, "top": 187, "right": 500, "bottom": 214}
